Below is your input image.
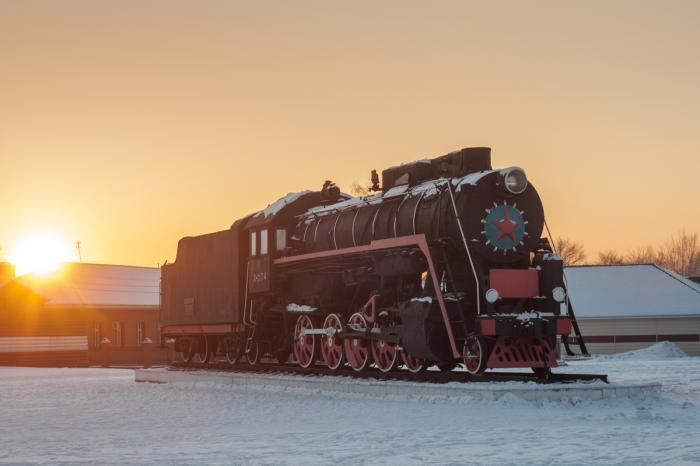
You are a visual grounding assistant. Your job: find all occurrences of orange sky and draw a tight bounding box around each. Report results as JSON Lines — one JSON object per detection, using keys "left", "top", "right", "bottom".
{"left": 1, "top": 0, "right": 699, "bottom": 268}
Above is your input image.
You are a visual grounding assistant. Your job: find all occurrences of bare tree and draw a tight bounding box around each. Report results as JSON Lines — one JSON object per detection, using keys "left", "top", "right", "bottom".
{"left": 625, "top": 245, "right": 657, "bottom": 264}
{"left": 554, "top": 237, "right": 587, "bottom": 265}
{"left": 597, "top": 250, "right": 625, "bottom": 265}
{"left": 349, "top": 181, "right": 369, "bottom": 197}
{"left": 656, "top": 230, "right": 700, "bottom": 276}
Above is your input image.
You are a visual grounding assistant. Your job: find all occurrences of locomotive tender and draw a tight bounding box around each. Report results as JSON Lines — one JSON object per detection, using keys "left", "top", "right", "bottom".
{"left": 161, "top": 147, "right": 575, "bottom": 375}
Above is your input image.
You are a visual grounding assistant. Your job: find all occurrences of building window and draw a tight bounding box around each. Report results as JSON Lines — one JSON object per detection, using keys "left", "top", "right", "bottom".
{"left": 136, "top": 322, "right": 145, "bottom": 347}
{"left": 250, "top": 231, "right": 257, "bottom": 256}
{"left": 276, "top": 229, "right": 286, "bottom": 251}
{"left": 112, "top": 321, "right": 124, "bottom": 348}
{"left": 93, "top": 322, "right": 101, "bottom": 350}
{"left": 260, "top": 229, "right": 268, "bottom": 255}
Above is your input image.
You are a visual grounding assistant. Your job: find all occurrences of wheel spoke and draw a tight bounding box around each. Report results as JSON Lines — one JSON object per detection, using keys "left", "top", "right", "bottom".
{"left": 371, "top": 322, "right": 397, "bottom": 373}
{"left": 401, "top": 352, "right": 424, "bottom": 373}
{"left": 324, "top": 314, "right": 343, "bottom": 370}
{"left": 463, "top": 335, "right": 488, "bottom": 375}
{"left": 225, "top": 334, "right": 243, "bottom": 365}
{"left": 344, "top": 313, "right": 371, "bottom": 371}
{"left": 294, "top": 315, "right": 317, "bottom": 368}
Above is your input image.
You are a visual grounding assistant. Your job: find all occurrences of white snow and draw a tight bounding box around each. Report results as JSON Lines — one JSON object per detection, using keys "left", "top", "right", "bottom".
{"left": 453, "top": 170, "right": 496, "bottom": 192}
{"left": 285, "top": 303, "right": 317, "bottom": 313}
{"left": 411, "top": 296, "right": 433, "bottom": 303}
{"left": 592, "top": 341, "right": 689, "bottom": 361}
{"left": 514, "top": 311, "right": 540, "bottom": 321}
{"left": 382, "top": 184, "right": 411, "bottom": 198}
{"left": 304, "top": 192, "right": 384, "bottom": 217}
{"left": 302, "top": 171, "right": 498, "bottom": 219}
{"left": 1, "top": 354, "right": 700, "bottom": 465}
{"left": 490, "top": 311, "right": 556, "bottom": 320}
{"left": 443, "top": 291, "right": 465, "bottom": 302}
{"left": 542, "top": 252, "right": 562, "bottom": 261}
{"left": 254, "top": 191, "right": 312, "bottom": 218}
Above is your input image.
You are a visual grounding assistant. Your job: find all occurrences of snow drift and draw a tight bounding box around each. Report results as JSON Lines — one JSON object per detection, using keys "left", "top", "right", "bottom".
{"left": 595, "top": 341, "right": 688, "bottom": 361}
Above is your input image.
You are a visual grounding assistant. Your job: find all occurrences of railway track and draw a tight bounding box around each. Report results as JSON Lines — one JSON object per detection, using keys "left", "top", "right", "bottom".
{"left": 169, "top": 360, "right": 609, "bottom": 384}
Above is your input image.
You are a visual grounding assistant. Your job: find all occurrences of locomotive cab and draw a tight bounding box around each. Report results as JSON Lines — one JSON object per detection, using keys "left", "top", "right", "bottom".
{"left": 240, "top": 189, "right": 349, "bottom": 363}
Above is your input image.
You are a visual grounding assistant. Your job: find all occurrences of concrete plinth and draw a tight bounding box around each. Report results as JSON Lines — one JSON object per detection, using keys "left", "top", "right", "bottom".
{"left": 134, "top": 368, "right": 661, "bottom": 403}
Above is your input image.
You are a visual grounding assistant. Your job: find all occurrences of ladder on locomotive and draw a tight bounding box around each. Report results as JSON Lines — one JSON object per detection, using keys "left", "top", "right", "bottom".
{"left": 539, "top": 223, "right": 591, "bottom": 357}
{"left": 561, "top": 300, "right": 590, "bottom": 357}
{"left": 538, "top": 238, "right": 590, "bottom": 358}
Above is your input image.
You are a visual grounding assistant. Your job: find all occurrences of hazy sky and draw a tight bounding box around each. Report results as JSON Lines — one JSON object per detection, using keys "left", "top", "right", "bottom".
{"left": 1, "top": 0, "right": 699, "bottom": 268}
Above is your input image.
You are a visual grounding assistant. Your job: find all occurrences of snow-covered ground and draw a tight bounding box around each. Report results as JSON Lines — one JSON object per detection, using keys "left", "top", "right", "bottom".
{"left": 1, "top": 343, "right": 699, "bottom": 465}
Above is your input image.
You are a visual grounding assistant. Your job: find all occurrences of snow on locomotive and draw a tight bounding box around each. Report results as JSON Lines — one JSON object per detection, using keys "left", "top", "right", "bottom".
{"left": 161, "top": 147, "right": 575, "bottom": 376}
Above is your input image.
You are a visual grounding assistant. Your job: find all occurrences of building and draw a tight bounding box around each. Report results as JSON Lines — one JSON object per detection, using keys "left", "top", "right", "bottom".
{"left": 0, "top": 262, "right": 165, "bottom": 366}
{"left": 565, "top": 264, "right": 700, "bottom": 356}
{"left": 0, "top": 262, "right": 15, "bottom": 286}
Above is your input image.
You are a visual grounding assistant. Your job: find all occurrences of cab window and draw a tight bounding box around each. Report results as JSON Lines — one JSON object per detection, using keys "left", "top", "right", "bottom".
{"left": 250, "top": 231, "right": 257, "bottom": 256}
{"left": 276, "top": 228, "right": 287, "bottom": 251}
{"left": 260, "top": 229, "right": 268, "bottom": 255}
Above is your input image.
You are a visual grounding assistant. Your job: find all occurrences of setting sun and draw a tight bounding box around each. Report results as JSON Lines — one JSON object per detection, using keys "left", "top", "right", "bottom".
{"left": 7, "top": 231, "right": 73, "bottom": 276}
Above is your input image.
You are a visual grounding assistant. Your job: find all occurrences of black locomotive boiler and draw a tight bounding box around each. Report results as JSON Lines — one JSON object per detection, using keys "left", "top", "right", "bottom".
{"left": 161, "top": 147, "right": 578, "bottom": 376}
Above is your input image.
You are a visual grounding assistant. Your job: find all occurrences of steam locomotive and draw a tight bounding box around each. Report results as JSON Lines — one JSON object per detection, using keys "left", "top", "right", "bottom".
{"left": 161, "top": 147, "right": 575, "bottom": 375}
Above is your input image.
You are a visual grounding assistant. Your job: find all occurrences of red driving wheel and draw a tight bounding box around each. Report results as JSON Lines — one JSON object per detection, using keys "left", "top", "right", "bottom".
{"left": 321, "top": 313, "right": 345, "bottom": 370}
{"left": 401, "top": 352, "right": 425, "bottom": 373}
{"left": 293, "top": 315, "right": 318, "bottom": 368}
{"left": 371, "top": 325, "right": 398, "bottom": 373}
{"left": 463, "top": 335, "right": 488, "bottom": 375}
{"left": 343, "top": 313, "right": 372, "bottom": 371}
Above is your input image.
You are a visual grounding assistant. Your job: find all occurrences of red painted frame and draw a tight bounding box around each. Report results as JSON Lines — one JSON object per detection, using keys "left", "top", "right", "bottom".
{"left": 360, "top": 295, "right": 379, "bottom": 324}
{"left": 274, "top": 234, "right": 462, "bottom": 358}
{"left": 488, "top": 268, "right": 539, "bottom": 298}
{"left": 487, "top": 336, "right": 557, "bottom": 369}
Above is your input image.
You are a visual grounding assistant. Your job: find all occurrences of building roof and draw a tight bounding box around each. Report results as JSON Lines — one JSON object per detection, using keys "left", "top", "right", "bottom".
{"left": 564, "top": 264, "right": 700, "bottom": 319}
{"left": 13, "top": 262, "right": 160, "bottom": 308}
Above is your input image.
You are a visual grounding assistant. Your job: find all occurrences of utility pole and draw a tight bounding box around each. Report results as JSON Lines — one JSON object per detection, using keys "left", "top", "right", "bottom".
{"left": 75, "top": 241, "right": 82, "bottom": 262}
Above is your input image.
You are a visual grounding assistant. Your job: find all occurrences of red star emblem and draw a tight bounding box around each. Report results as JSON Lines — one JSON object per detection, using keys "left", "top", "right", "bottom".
{"left": 491, "top": 208, "right": 520, "bottom": 243}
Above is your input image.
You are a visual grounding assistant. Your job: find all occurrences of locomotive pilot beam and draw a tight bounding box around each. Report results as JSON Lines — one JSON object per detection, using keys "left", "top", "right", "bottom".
{"left": 160, "top": 146, "right": 587, "bottom": 377}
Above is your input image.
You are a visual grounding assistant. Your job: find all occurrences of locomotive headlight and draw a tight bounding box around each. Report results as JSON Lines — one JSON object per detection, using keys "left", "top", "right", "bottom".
{"left": 485, "top": 288, "right": 500, "bottom": 303}
{"left": 552, "top": 286, "right": 566, "bottom": 303}
{"left": 501, "top": 167, "right": 528, "bottom": 194}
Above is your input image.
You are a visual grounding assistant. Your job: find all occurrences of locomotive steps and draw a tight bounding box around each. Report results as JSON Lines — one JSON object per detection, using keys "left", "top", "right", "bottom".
{"left": 134, "top": 367, "right": 661, "bottom": 403}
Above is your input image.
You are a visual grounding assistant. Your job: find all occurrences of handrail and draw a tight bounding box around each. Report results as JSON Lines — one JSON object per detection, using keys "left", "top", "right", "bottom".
{"left": 444, "top": 180, "right": 481, "bottom": 315}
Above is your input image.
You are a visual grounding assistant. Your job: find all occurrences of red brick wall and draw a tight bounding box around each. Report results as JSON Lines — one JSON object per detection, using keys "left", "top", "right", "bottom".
{"left": 0, "top": 350, "right": 89, "bottom": 367}
{"left": 0, "top": 297, "right": 167, "bottom": 366}
{"left": 0, "top": 304, "right": 90, "bottom": 367}
{"left": 72, "top": 306, "right": 168, "bottom": 366}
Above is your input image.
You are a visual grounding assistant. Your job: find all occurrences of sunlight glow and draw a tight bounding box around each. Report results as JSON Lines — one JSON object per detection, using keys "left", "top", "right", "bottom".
{"left": 7, "top": 231, "right": 73, "bottom": 276}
